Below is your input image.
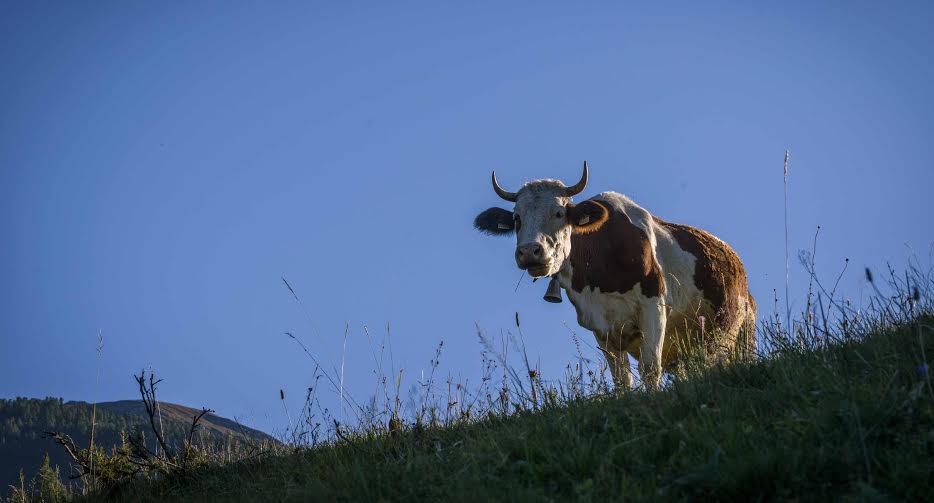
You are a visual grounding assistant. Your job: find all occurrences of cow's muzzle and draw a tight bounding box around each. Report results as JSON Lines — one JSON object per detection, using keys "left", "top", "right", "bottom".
{"left": 516, "top": 243, "right": 550, "bottom": 277}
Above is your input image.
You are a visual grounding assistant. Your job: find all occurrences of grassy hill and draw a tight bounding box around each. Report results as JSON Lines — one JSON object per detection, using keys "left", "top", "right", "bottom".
{"left": 83, "top": 314, "right": 933, "bottom": 501}
{"left": 6, "top": 267, "right": 930, "bottom": 502}
{"left": 0, "top": 398, "right": 275, "bottom": 497}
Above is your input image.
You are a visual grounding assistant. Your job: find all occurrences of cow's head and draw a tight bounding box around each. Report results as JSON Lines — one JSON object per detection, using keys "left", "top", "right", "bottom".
{"left": 474, "top": 161, "right": 609, "bottom": 278}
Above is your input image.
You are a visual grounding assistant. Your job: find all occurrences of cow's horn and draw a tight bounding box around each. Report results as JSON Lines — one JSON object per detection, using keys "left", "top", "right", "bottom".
{"left": 492, "top": 171, "right": 518, "bottom": 202}
{"left": 563, "top": 161, "right": 588, "bottom": 197}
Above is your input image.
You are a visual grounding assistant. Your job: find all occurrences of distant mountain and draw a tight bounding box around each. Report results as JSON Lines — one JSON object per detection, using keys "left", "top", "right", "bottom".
{"left": 0, "top": 397, "right": 276, "bottom": 494}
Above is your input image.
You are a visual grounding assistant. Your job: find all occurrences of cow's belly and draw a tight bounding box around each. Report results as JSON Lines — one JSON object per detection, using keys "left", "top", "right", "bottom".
{"left": 565, "top": 284, "right": 716, "bottom": 364}
{"left": 564, "top": 284, "right": 647, "bottom": 353}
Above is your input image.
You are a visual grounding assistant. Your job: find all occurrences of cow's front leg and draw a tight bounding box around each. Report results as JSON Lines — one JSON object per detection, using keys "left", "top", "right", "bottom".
{"left": 594, "top": 330, "right": 633, "bottom": 391}
{"left": 638, "top": 299, "right": 667, "bottom": 391}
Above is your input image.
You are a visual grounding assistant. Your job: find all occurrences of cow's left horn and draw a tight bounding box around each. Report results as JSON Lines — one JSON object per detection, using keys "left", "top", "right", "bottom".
{"left": 492, "top": 171, "right": 518, "bottom": 202}
{"left": 563, "top": 161, "right": 588, "bottom": 197}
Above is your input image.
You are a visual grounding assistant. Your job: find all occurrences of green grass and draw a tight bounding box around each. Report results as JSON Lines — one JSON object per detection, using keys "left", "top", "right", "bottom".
{"left": 91, "top": 315, "right": 934, "bottom": 502}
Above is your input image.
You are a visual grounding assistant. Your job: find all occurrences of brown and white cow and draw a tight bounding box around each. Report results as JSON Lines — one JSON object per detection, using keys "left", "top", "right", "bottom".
{"left": 474, "top": 162, "right": 756, "bottom": 390}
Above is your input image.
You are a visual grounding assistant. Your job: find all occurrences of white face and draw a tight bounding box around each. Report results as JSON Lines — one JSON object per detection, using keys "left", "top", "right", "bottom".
{"left": 512, "top": 181, "right": 573, "bottom": 278}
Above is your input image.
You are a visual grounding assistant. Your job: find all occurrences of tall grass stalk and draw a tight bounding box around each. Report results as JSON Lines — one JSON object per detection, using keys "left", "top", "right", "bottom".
{"left": 86, "top": 331, "right": 103, "bottom": 493}
{"left": 339, "top": 323, "right": 350, "bottom": 424}
{"left": 783, "top": 149, "right": 792, "bottom": 333}
{"left": 280, "top": 389, "right": 293, "bottom": 435}
{"left": 150, "top": 365, "right": 166, "bottom": 458}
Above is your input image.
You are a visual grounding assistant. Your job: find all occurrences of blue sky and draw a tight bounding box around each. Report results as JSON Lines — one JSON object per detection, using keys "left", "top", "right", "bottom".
{"left": 2, "top": 2, "right": 932, "bottom": 434}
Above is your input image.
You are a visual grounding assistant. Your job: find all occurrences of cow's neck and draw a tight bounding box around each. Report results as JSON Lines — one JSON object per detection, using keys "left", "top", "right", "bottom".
{"left": 555, "top": 258, "right": 575, "bottom": 292}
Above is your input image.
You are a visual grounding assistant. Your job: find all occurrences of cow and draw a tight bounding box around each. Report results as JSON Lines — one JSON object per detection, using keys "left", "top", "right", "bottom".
{"left": 474, "top": 162, "right": 756, "bottom": 390}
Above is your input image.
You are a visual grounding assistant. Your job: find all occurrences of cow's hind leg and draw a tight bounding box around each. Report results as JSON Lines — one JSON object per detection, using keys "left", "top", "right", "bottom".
{"left": 737, "top": 308, "right": 757, "bottom": 361}
{"left": 726, "top": 296, "right": 758, "bottom": 361}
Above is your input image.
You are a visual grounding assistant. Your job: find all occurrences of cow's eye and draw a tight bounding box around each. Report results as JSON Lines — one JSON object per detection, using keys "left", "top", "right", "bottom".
{"left": 514, "top": 214, "right": 521, "bottom": 231}
{"left": 555, "top": 211, "right": 564, "bottom": 219}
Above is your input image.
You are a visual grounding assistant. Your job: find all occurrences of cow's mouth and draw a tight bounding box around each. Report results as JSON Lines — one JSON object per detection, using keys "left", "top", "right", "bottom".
{"left": 526, "top": 264, "right": 551, "bottom": 278}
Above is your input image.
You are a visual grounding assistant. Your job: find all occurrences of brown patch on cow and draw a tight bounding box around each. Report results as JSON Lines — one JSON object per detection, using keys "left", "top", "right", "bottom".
{"left": 569, "top": 201, "right": 665, "bottom": 298}
{"left": 653, "top": 216, "right": 756, "bottom": 332}
{"left": 567, "top": 200, "right": 610, "bottom": 235}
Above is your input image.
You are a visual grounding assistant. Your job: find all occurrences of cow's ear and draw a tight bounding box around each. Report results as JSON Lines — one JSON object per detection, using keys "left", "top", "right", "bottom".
{"left": 474, "top": 207, "right": 515, "bottom": 236}
{"left": 567, "top": 200, "right": 609, "bottom": 234}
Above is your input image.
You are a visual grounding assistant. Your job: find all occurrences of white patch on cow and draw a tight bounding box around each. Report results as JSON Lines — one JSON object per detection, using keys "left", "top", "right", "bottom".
{"left": 562, "top": 279, "right": 645, "bottom": 336}
{"left": 652, "top": 219, "right": 708, "bottom": 322}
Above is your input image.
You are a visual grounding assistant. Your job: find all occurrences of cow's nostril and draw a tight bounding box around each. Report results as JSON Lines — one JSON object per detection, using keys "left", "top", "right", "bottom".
{"left": 532, "top": 246, "right": 542, "bottom": 257}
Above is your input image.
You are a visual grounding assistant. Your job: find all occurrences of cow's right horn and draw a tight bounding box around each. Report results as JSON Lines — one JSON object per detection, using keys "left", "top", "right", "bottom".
{"left": 492, "top": 171, "right": 518, "bottom": 202}
{"left": 563, "top": 161, "right": 588, "bottom": 197}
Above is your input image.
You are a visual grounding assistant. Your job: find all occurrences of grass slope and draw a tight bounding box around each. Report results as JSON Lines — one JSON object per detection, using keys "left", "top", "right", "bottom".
{"left": 102, "top": 316, "right": 934, "bottom": 502}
